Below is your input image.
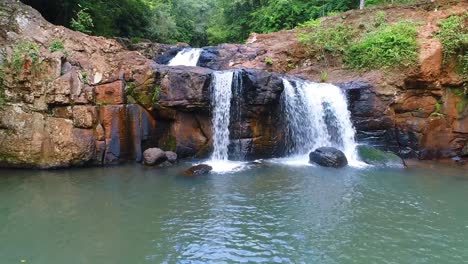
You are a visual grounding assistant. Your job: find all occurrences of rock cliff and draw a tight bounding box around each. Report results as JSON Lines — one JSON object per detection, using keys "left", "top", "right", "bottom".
{"left": 0, "top": 0, "right": 466, "bottom": 168}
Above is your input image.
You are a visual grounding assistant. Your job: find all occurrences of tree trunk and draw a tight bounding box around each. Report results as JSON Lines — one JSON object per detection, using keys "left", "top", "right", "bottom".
{"left": 360, "top": 0, "right": 365, "bottom": 9}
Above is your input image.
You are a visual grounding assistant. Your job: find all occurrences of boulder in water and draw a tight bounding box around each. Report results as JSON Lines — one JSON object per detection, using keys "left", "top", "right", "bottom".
{"left": 357, "top": 145, "right": 406, "bottom": 168}
{"left": 184, "top": 164, "right": 213, "bottom": 176}
{"left": 143, "top": 148, "right": 167, "bottom": 166}
{"left": 165, "top": 151, "right": 178, "bottom": 163}
{"left": 309, "top": 147, "right": 348, "bottom": 168}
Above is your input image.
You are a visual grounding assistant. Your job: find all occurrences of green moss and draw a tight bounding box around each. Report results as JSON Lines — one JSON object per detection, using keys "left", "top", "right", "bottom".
{"left": 264, "top": 57, "right": 274, "bottom": 66}
{"left": 357, "top": 145, "right": 405, "bottom": 168}
{"left": 152, "top": 85, "right": 160, "bottom": 104}
{"left": 160, "top": 136, "right": 177, "bottom": 152}
{"left": 431, "top": 101, "right": 444, "bottom": 117}
{"left": 125, "top": 82, "right": 136, "bottom": 97}
{"left": 456, "top": 100, "right": 468, "bottom": 114}
{"left": 320, "top": 71, "right": 329, "bottom": 82}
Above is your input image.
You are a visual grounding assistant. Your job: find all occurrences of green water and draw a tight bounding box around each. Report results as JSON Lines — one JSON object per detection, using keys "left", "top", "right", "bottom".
{"left": 0, "top": 162, "right": 467, "bottom": 263}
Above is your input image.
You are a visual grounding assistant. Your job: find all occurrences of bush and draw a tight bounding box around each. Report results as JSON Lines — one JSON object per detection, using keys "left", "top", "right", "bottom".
{"left": 436, "top": 15, "right": 468, "bottom": 77}
{"left": 49, "top": 40, "right": 65, "bottom": 53}
{"left": 346, "top": 22, "right": 418, "bottom": 70}
{"left": 298, "top": 21, "right": 358, "bottom": 59}
{"left": 71, "top": 7, "right": 94, "bottom": 34}
{"left": 11, "top": 41, "right": 41, "bottom": 72}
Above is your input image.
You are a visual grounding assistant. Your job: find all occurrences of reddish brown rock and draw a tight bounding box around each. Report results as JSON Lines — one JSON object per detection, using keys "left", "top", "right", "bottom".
{"left": 99, "top": 105, "right": 129, "bottom": 164}
{"left": 419, "top": 39, "right": 443, "bottom": 79}
{"left": 95, "top": 80, "right": 126, "bottom": 105}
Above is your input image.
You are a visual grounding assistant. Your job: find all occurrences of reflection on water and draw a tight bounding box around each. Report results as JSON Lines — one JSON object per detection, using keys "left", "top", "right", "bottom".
{"left": 0, "top": 163, "right": 467, "bottom": 263}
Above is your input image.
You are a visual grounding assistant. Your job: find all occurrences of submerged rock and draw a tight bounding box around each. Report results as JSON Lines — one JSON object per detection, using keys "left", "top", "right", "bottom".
{"left": 143, "top": 148, "right": 167, "bottom": 166}
{"left": 309, "top": 147, "right": 348, "bottom": 168}
{"left": 357, "top": 145, "right": 406, "bottom": 168}
{"left": 184, "top": 164, "right": 213, "bottom": 176}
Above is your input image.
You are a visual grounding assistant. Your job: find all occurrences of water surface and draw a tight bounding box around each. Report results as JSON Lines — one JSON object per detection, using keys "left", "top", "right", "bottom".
{"left": 0, "top": 163, "right": 467, "bottom": 263}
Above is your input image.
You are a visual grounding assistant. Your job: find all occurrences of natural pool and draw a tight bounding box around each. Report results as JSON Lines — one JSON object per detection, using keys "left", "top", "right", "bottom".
{"left": 0, "top": 162, "right": 467, "bottom": 264}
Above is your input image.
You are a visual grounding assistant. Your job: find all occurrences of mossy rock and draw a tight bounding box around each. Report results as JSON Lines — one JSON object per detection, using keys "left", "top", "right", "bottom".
{"left": 357, "top": 145, "right": 406, "bottom": 168}
{"left": 159, "top": 136, "right": 177, "bottom": 152}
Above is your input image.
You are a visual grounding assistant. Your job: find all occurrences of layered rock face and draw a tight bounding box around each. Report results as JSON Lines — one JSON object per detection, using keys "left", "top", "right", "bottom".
{"left": 0, "top": 0, "right": 466, "bottom": 169}
{"left": 155, "top": 1, "right": 467, "bottom": 160}
{"left": 146, "top": 66, "right": 287, "bottom": 159}
{"left": 0, "top": 0, "right": 158, "bottom": 168}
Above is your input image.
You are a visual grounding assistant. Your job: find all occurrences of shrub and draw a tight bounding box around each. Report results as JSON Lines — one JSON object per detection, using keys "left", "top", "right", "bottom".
{"left": 49, "top": 40, "right": 65, "bottom": 53}
{"left": 71, "top": 7, "right": 94, "bottom": 34}
{"left": 346, "top": 22, "right": 418, "bottom": 70}
{"left": 11, "top": 41, "right": 41, "bottom": 72}
{"left": 298, "top": 21, "right": 357, "bottom": 59}
{"left": 265, "top": 57, "right": 274, "bottom": 65}
{"left": 436, "top": 15, "right": 468, "bottom": 77}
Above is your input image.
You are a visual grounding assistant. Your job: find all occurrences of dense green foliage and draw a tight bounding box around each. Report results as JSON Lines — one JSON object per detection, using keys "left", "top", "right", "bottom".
{"left": 22, "top": 0, "right": 370, "bottom": 46}
{"left": 21, "top": 0, "right": 422, "bottom": 47}
{"left": 346, "top": 22, "right": 418, "bottom": 69}
{"left": 298, "top": 9, "right": 418, "bottom": 70}
{"left": 70, "top": 7, "right": 94, "bottom": 34}
{"left": 436, "top": 15, "right": 468, "bottom": 77}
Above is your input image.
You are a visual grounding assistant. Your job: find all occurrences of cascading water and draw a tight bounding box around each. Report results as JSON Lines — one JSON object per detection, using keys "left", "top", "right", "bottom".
{"left": 168, "top": 48, "right": 202, "bottom": 66}
{"left": 211, "top": 71, "right": 234, "bottom": 161}
{"left": 207, "top": 71, "right": 245, "bottom": 172}
{"left": 281, "top": 78, "right": 363, "bottom": 166}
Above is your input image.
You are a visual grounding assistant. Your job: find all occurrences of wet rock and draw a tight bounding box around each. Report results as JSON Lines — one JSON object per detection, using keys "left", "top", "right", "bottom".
{"left": 143, "top": 148, "right": 167, "bottom": 166}
{"left": 165, "top": 151, "right": 178, "bottom": 163}
{"left": 309, "top": 147, "right": 348, "bottom": 168}
{"left": 95, "top": 80, "right": 126, "bottom": 105}
{"left": 154, "top": 47, "right": 186, "bottom": 64}
{"left": 462, "top": 144, "right": 468, "bottom": 157}
{"left": 158, "top": 161, "right": 174, "bottom": 168}
{"left": 184, "top": 164, "right": 213, "bottom": 176}
{"left": 357, "top": 145, "right": 406, "bottom": 168}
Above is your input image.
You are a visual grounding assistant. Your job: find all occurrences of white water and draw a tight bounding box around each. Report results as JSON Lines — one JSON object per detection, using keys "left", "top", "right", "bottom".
{"left": 168, "top": 48, "right": 202, "bottom": 66}
{"left": 281, "top": 79, "right": 363, "bottom": 167}
{"left": 207, "top": 71, "right": 245, "bottom": 172}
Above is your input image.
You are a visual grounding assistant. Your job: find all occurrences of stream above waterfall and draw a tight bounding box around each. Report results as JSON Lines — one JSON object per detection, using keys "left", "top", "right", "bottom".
{"left": 168, "top": 48, "right": 202, "bottom": 66}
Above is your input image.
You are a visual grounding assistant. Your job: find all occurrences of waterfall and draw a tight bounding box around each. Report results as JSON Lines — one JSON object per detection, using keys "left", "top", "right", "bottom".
{"left": 168, "top": 48, "right": 202, "bottom": 66}
{"left": 281, "top": 78, "right": 362, "bottom": 166}
{"left": 207, "top": 71, "right": 245, "bottom": 172}
{"left": 211, "top": 71, "right": 234, "bottom": 161}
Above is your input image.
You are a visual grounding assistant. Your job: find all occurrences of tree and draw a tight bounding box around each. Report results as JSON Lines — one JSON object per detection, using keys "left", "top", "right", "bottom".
{"left": 360, "top": 0, "right": 365, "bottom": 9}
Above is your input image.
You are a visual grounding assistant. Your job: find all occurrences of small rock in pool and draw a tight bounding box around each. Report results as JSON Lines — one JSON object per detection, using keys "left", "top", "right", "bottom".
{"left": 165, "top": 151, "right": 178, "bottom": 163}
{"left": 143, "top": 148, "right": 167, "bottom": 166}
{"left": 357, "top": 145, "right": 406, "bottom": 168}
{"left": 184, "top": 164, "right": 213, "bottom": 176}
{"left": 309, "top": 147, "right": 348, "bottom": 168}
